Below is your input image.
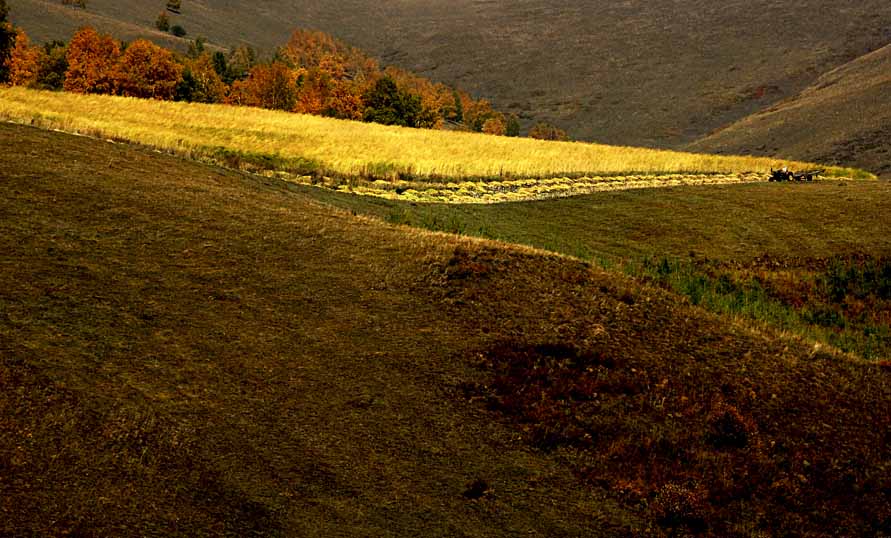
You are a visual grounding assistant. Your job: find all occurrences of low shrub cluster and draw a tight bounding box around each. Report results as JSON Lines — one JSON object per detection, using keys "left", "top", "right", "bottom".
{"left": 468, "top": 339, "right": 891, "bottom": 536}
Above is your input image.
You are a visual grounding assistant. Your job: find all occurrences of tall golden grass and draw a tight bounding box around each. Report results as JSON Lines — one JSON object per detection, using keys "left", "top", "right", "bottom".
{"left": 0, "top": 87, "right": 869, "bottom": 180}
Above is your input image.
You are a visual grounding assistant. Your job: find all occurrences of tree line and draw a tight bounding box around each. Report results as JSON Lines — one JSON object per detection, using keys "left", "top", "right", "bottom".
{"left": 0, "top": 5, "right": 568, "bottom": 139}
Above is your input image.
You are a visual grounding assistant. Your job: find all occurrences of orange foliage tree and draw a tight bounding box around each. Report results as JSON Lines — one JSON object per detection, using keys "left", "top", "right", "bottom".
{"left": 64, "top": 27, "right": 120, "bottom": 94}
{"left": 293, "top": 59, "right": 365, "bottom": 119}
{"left": 282, "top": 29, "right": 379, "bottom": 82}
{"left": 8, "top": 29, "right": 40, "bottom": 87}
{"left": 529, "top": 122, "right": 569, "bottom": 141}
{"left": 112, "top": 39, "right": 182, "bottom": 99}
{"left": 482, "top": 113, "right": 507, "bottom": 136}
{"left": 462, "top": 96, "right": 499, "bottom": 132}
{"left": 228, "top": 62, "right": 297, "bottom": 111}
{"left": 282, "top": 29, "right": 378, "bottom": 120}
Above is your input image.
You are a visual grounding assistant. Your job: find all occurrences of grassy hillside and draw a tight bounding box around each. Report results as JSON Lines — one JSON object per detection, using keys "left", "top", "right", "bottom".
{"left": 0, "top": 87, "right": 868, "bottom": 202}
{"left": 9, "top": 0, "right": 891, "bottom": 150}
{"left": 300, "top": 179, "right": 891, "bottom": 362}
{"left": 3, "top": 122, "right": 891, "bottom": 537}
{"left": 690, "top": 42, "right": 891, "bottom": 178}
{"left": 0, "top": 122, "right": 638, "bottom": 536}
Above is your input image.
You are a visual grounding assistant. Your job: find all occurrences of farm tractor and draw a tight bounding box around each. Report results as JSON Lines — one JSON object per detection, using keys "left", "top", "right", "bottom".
{"left": 769, "top": 167, "right": 824, "bottom": 182}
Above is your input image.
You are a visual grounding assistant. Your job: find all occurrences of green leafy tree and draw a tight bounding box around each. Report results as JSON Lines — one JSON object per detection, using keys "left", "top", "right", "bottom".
{"left": 506, "top": 113, "right": 521, "bottom": 137}
{"left": 36, "top": 40, "right": 68, "bottom": 90}
{"left": 451, "top": 90, "right": 463, "bottom": 123}
{"left": 166, "top": 0, "right": 181, "bottom": 14}
{"left": 223, "top": 45, "right": 256, "bottom": 83}
{"left": 170, "top": 24, "right": 186, "bottom": 38}
{"left": 211, "top": 50, "right": 229, "bottom": 80}
{"left": 362, "top": 76, "right": 423, "bottom": 128}
{"left": 0, "top": 0, "right": 15, "bottom": 83}
{"left": 175, "top": 53, "right": 226, "bottom": 103}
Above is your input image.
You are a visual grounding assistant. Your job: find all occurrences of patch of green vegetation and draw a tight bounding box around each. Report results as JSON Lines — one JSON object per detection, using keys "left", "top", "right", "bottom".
{"left": 628, "top": 256, "right": 891, "bottom": 360}
{"left": 206, "top": 147, "right": 321, "bottom": 176}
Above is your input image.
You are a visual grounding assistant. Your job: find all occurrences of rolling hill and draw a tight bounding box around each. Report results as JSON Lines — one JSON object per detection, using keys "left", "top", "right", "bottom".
{"left": 689, "top": 41, "right": 891, "bottom": 178}
{"left": 8, "top": 0, "right": 891, "bottom": 154}
{"left": 3, "top": 121, "right": 891, "bottom": 536}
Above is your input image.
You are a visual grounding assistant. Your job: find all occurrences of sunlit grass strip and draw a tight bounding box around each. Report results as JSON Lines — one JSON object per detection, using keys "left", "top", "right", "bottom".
{"left": 0, "top": 87, "right": 873, "bottom": 181}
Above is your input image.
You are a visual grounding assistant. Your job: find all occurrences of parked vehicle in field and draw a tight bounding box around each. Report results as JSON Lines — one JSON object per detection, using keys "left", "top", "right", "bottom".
{"left": 769, "top": 167, "right": 824, "bottom": 182}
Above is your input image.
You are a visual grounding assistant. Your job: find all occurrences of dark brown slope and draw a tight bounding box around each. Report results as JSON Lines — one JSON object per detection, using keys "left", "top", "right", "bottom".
{"left": 689, "top": 42, "right": 891, "bottom": 178}
{"left": 9, "top": 0, "right": 891, "bottom": 148}
{"left": 0, "top": 123, "right": 639, "bottom": 536}
{"left": 2, "top": 123, "right": 889, "bottom": 536}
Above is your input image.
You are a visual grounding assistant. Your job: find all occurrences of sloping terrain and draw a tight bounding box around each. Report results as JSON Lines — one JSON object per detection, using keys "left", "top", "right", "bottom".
{"left": 8, "top": 0, "right": 891, "bottom": 149}
{"left": 3, "top": 123, "right": 890, "bottom": 536}
{"left": 690, "top": 42, "right": 891, "bottom": 178}
{"left": 0, "top": 122, "right": 639, "bottom": 536}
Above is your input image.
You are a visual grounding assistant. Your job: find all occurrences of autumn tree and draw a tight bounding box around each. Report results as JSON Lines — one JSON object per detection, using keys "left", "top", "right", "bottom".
{"left": 176, "top": 53, "right": 226, "bottom": 103}
{"left": 64, "top": 27, "right": 120, "bottom": 94}
{"left": 291, "top": 57, "right": 364, "bottom": 120}
{"left": 462, "top": 97, "right": 497, "bottom": 132}
{"left": 482, "top": 112, "right": 507, "bottom": 136}
{"left": 282, "top": 29, "right": 378, "bottom": 83}
{"left": 281, "top": 29, "right": 380, "bottom": 120}
{"left": 111, "top": 39, "right": 182, "bottom": 99}
{"left": 528, "top": 121, "right": 569, "bottom": 141}
{"left": 228, "top": 62, "right": 296, "bottom": 111}
{"left": 8, "top": 29, "right": 40, "bottom": 87}
{"left": 0, "top": 0, "right": 14, "bottom": 83}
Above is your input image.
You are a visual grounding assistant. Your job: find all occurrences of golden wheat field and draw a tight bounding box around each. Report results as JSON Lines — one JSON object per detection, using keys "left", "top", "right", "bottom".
{"left": 0, "top": 87, "right": 870, "bottom": 188}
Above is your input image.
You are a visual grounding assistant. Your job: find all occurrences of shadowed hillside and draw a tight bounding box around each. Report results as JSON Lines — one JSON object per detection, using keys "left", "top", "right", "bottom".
{"left": 3, "top": 123, "right": 890, "bottom": 536}
{"left": 690, "top": 42, "right": 891, "bottom": 178}
{"left": 9, "top": 0, "right": 891, "bottom": 150}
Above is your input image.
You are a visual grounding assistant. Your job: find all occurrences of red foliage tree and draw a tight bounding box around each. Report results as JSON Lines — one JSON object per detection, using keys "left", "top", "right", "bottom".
{"left": 112, "top": 39, "right": 182, "bottom": 100}
{"left": 63, "top": 27, "right": 120, "bottom": 94}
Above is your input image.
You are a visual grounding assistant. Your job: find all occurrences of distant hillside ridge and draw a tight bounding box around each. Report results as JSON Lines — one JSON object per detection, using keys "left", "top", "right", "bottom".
{"left": 689, "top": 41, "right": 891, "bottom": 179}
{"left": 8, "top": 0, "right": 891, "bottom": 148}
